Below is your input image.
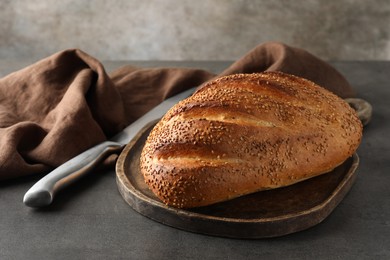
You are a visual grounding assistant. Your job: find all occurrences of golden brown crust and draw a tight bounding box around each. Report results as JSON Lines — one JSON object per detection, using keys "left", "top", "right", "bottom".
{"left": 140, "top": 72, "right": 363, "bottom": 208}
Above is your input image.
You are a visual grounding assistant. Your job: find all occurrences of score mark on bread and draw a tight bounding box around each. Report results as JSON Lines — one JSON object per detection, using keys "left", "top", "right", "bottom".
{"left": 140, "top": 72, "right": 363, "bottom": 208}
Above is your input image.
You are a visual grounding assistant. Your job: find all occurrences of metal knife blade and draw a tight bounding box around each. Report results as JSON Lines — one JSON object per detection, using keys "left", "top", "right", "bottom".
{"left": 23, "top": 86, "right": 198, "bottom": 207}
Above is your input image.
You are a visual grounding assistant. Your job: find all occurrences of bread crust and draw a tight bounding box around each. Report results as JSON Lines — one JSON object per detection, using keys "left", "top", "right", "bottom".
{"left": 140, "top": 72, "right": 362, "bottom": 208}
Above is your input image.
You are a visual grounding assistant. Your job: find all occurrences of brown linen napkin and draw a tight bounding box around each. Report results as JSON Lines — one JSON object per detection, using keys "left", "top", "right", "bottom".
{"left": 0, "top": 42, "right": 354, "bottom": 180}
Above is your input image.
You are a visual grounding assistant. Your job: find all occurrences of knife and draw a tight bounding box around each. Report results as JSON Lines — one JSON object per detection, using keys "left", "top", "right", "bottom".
{"left": 23, "top": 86, "right": 198, "bottom": 207}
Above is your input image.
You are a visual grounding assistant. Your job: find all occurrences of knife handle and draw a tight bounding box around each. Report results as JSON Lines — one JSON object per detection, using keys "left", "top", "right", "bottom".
{"left": 23, "top": 141, "right": 124, "bottom": 208}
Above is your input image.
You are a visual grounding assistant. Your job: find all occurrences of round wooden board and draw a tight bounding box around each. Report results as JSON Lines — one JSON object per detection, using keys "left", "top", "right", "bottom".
{"left": 116, "top": 121, "right": 359, "bottom": 239}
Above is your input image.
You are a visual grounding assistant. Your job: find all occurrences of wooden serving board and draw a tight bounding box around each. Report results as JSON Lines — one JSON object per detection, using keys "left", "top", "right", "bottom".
{"left": 116, "top": 120, "right": 359, "bottom": 238}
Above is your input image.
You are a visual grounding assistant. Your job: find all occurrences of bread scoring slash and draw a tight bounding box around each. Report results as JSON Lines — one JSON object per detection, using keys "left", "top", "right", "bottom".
{"left": 140, "top": 72, "right": 363, "bottom": 208}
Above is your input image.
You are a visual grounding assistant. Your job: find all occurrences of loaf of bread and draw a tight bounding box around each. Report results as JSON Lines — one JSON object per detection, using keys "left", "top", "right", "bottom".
{"left": 140, "top": 72, "right": 363, "bottom": 208}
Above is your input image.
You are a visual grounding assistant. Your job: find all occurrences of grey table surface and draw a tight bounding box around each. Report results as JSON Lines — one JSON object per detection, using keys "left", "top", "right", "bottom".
{"left": 0, "top": 60, "right": 389, "bottom": 259}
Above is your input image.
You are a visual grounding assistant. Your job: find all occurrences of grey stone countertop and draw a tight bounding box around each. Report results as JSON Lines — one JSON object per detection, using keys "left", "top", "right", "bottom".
{"left": 0, "top": 60, "right": 389, "bottom": 259}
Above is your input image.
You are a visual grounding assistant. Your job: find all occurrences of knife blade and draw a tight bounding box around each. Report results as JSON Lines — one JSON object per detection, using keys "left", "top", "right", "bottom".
{"left": 23, "top": 86, "right": 198, "bottom": 207}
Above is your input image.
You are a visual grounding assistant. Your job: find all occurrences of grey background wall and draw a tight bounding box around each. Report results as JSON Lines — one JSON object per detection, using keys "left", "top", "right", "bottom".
{"left": 1, "top": 0, "right": 389, "bottom": 62}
